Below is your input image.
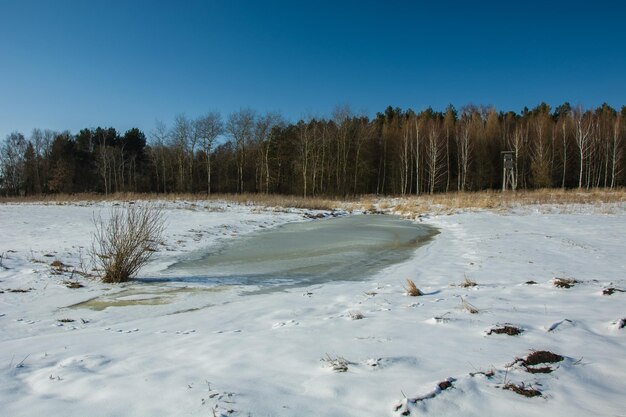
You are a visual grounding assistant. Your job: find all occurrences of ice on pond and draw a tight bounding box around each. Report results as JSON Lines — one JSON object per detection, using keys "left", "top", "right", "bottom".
{"left": 162, "top": 215, "right": 437, "bottom": 289}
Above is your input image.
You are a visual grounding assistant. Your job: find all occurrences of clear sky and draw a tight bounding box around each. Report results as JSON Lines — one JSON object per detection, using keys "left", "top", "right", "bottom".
{"left": 1, "top": 0, "right": 625, "bottom": 140}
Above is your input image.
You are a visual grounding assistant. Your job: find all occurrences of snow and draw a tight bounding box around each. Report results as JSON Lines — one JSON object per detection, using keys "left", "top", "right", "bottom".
{"left": 1, "top": 200, "right": 625, "bottom": 416}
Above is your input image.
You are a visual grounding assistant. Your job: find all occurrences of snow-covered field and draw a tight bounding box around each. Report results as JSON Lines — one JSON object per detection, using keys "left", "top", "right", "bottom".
{"left": 0, "top": 200, "right": 625, "bottom": 416}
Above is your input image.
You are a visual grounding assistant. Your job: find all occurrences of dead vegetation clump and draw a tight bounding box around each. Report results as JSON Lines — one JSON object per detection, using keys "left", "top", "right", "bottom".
{"left": 603, "top": 287, "right": 625, "bottom": 295}
{"left": 348, "top": 311, "right": 364, "bottom": 320}
{"left": 460, "top": 276, "right": 477, "bottom": 288}
{"left": 488, "top": 325, "right": 523, "bottom": 336}
{"left": 57, "top": 318, "right": 75, "bottom": 323}
{"left": 321, "top": 354, "right": 349, "bottom": 372}
{"left": 7, "top": 288, "right": 32, "bottom": 293}
{"left": 617, "top": 318, "right": 625, "bottom": 329}
{"left": 63, "top": 280, "right": 84, "bottom": 289}
{"left": 404, "top": 279, "right": 423, "bottom": 296}
{"left": 50, "top": 260, "right": 70, "bottom": 274}
{"left": 503, "top": 382, "right": 542, "bottom": 397}
{"left": 553, "top": 277, "right": 579, "bottom": 288}
{"left": 525, "top": 280, "right": 538, "bottom": 285}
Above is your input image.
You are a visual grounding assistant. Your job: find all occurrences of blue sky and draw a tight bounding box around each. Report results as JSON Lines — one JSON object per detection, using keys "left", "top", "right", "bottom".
{"left": 1, "top": 0, "right": 625, "bottom": 140}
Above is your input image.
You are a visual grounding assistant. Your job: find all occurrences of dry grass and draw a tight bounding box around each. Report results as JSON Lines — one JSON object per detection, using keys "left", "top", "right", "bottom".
{"left": 0, "top": 192, "right": 345, "bottom": 211}
{"left": 321, "top": 354, "right": 349, "bottom": 372}
{"left": 404, "top": 278, "right": 423, "bottom": 296}
{"left": 460, "top": 297, "right": 479, "bottom": 314}
{"left": 63, "top": 280, "right": 84, "bottom": 289}
{"left": 554, "top": 277, "right": 579, "bottom": 288}
{"left": 503, "top": 382, "right": 542, "bottom": 397}
{"left": 353, "top": 188, "right": 626, "bottom": 216}
{"left": 3, "top": 188, "right": 624, "bottom": 214}
{"left": 460, "top": 275, "right": 477, "bottom": 288}
{"left": 348, "top": 311, "right": 364, "bottom": 320}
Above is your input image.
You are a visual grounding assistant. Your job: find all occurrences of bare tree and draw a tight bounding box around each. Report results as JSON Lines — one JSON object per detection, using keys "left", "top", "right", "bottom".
{"left": 457, "top": 112, "right": 473, "bottom": 191}
{"left": 425, "top": 118, "right": 446, "bottom": 194}
{"left": 226, "top": 109, "right": 256, "bottom": 193}
{"left": 574, "top": 108, "right": 593, "bottom": 189}
{"left": 194, "top": 112, "right": 223, "bottom": 195}
{"left": 254, "top": 112, "right": 282, "bottom": 194}
{"left": 0, "top": 132, "right": 27, "bottom": 195}
{"left": 610, "top": 113, "right": 623, "bottom": 189}
{"left": 170, "top": 115, "right": 192, "bottom": 192}
{"left": 150, "top": 121, "right": 170, "bottom": 193}
{"left": 529, "top": 110, "right": 552, "bottom": 187}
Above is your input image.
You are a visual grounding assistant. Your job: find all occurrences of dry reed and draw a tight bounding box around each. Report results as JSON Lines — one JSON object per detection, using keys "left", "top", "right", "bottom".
{"left": 405, "top": 278, "right": 423, "bottom": 296}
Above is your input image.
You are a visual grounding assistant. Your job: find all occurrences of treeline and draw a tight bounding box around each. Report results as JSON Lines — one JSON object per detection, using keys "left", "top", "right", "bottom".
{"left": 1, "top": 102, "right": 624, "bottom": 197}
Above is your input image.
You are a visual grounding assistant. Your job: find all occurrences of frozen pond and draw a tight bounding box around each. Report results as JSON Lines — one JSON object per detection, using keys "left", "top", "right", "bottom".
{"left": 161, "top": 215, "right": 437, "bottom": 290}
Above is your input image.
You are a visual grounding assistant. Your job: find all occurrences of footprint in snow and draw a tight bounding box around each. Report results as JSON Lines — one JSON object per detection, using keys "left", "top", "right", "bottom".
{"left": 272, "top": 320, "right": 299, "bottom": 329}
{"left": 407, "top": 302, "right": 423, "bottom": 308}
{"left": 546, "top": 319, "right": 574, "bottom": 332}
{"left": 102, "top": 327, "right": 140, "bottom": 333}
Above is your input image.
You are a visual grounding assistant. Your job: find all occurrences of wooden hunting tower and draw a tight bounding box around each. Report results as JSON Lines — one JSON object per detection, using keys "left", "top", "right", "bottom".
{"left": 501, "top": 151, "right": 515, "bottom": 191}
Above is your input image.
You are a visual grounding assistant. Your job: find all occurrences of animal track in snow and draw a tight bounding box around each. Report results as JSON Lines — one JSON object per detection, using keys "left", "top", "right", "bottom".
{"left": 272, "top": 319, "right": 299, "bottom": 329}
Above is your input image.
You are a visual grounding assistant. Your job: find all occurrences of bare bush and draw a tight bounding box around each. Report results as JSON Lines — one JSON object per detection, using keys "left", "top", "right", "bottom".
{"left": 91, "top": 204, "right": 165, "bottom": 283}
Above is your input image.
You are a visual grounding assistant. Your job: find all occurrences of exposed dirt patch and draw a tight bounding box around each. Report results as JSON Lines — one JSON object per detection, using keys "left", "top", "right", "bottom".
{"left": 603, "top": 287, "right": 625, "bottom": 295}
{"left": 504, "top": 383, "right": 542, "bottom": 397}
{"left": 524, "top": 350, "right": 564, "bottom": 366}
{"left": 437, "top": 379, "right": 453, "bottom": 390}
{"left": 469, "top": 369, "right": 495, "bottom": 378}
{"left": 524, "top": 365, "right": 554, "bottom": 374}
{"left": 488, "top": 325, "right": 523, "bottom": 336}
{"left": 514, "top": 350, "right": 564, "bottom": 374}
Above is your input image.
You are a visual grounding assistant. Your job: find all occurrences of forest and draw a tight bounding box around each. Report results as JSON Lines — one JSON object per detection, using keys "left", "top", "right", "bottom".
{"left": 1, "top": 102, "right": 624, "bottom": 197}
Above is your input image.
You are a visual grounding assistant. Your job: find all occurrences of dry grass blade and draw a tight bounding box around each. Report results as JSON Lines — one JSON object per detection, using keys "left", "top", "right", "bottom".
{"left": 460, "top": 297, "right": 479, "bottom": 314}
{"left": 91, "top": 204, "right": 165, "bottom": 283}
{"left": 405, "top": 278, "right": 423, "bottom": 296}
